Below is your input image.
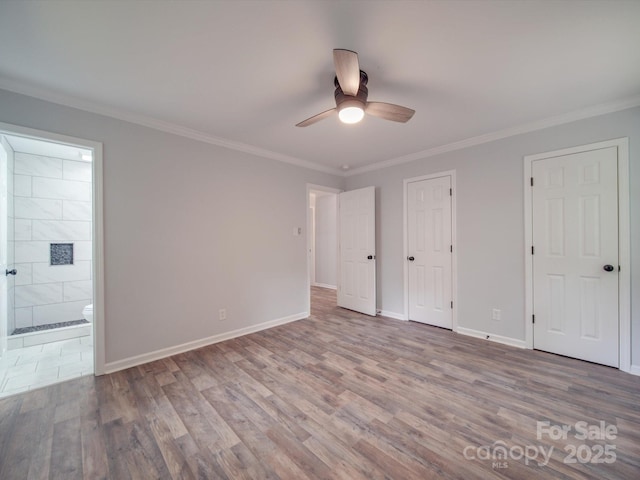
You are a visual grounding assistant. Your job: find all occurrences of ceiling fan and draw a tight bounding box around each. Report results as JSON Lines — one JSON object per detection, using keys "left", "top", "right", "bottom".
{"left": 296, "top": 49, "right": 415, "bottom": 127}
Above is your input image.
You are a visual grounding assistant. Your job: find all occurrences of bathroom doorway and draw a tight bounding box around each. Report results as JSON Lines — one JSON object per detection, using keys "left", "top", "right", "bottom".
{"left": 307, "top": 185, "right": 339, "bottom": 313}
{"left": 0, "top": 124, "right": 103, "bottom": 397}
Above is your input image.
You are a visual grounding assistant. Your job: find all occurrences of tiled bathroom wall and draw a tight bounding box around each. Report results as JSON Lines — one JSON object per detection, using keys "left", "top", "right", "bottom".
{"left": 12, "top": 152, "right": 92, "bottom": 331}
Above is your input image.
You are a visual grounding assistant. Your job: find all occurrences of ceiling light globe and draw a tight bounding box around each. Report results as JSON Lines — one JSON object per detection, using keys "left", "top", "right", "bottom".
{"left": 338, "top": 105, "right": 365, "bottom": 124}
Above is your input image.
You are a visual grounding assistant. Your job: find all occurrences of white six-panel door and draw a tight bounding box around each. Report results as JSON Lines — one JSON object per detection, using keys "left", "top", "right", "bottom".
{"left": 338, "top": 186, "right": 376, "bottom": 316}
{"left": 532, "top": 147, "right": 619, "bottom": 367}
{"left": 407, "top": 176, "right": 452, "bottom": 328}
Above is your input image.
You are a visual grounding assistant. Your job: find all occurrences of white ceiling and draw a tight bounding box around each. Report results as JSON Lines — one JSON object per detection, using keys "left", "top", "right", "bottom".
{"left": 0, "top": 1, "right": 639, "bottom": 175}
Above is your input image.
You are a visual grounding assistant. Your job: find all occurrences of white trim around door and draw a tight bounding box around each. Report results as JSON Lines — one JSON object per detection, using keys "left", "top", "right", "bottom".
{"left": 0, "top": 122, "right": 106, "bottom": 375}
{"left": 523, "top": 138, "right": 631, "bottom": 373}
{"left": 403, "top": 170, "right": 457, "bottom": 330}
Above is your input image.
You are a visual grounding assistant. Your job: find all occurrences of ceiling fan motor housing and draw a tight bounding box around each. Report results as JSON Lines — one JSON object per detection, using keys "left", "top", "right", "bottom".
{"left": 334, "top": 70, "right": 369, "bottom": 109}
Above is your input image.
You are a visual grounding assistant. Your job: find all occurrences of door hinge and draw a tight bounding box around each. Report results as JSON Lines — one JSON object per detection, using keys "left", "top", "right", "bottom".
{"left": 530, "top": 177, "right": 534, "bottom": 186}
{"left": 532, "top": 314, "right": 535, "bottom": 324}
{"left": 450, "top": 245, "right": 453, "bottom": 253}
{"left": 618, "top": 265, "right": 621, "bottom": 272}
{"left": 531, "top": 246, "right": 535, "bottom": 255}
{"left": 450, "top": 301, "right": 453, "bottom": 309}
{"left": 449, "top": 188, "right": 452, "bottom": 196}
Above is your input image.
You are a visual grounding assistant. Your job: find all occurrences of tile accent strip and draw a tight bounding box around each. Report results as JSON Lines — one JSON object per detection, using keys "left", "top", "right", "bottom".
{"left": 11, "top": 318, "right": 88, "bottom": 335}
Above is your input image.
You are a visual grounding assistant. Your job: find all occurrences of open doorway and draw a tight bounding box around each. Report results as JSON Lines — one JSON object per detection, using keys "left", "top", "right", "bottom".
{"left": 307, "top": 185, "right": 340, "bottom": 314}
{"left": 0, "top": 123, "right": 104, "bottom": 397}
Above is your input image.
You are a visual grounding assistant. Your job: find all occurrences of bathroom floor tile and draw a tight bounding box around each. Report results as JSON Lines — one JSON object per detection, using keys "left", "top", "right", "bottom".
{"left": 59, "top": 361, "right": 93, "bottom": 379}
{"left": 0, "top": 334, "right": 95, "bottom": 399}
{"left": 13, "top": 351, "right": 46, "bottom": 367}
{"left": 80, "top": 351, "right": 94, "bottom": 363}
{"left": 0, "top": 356, "right": 18, "bottom": 369}
{"left": 3, "top": 362, "right": 38, "bottom": 378}
{"left": 36, "top": 352, "right": 82, "bottom": 370}
{"left": 4, "top": 367, "right": 60, "bottom": 390}
{"left": 60, "top": 342, "right": 92, "bottom": 355}
{"left": 14, "top": 349, "right": 59, "bottom": 366}
{"left": 0, "top": 384, "right": 30, "bottom": 396}
{"left": 39, "top": 345, "right": 59, "bottom": 355}
{"left": 5, "top": 344, "right": 43, "bottom": 358}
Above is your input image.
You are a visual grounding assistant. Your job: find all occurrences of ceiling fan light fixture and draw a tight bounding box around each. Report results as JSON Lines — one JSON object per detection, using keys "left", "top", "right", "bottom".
{"left": 337, "top": 98, "right": 365, "bottom": 124}
{"left": 295, "top": 49, "right": 414, "bottom": 127}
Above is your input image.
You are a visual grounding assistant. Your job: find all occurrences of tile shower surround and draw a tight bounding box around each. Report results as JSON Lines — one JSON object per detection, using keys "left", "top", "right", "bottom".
{"left": 11, "top": 152, "right": 93, "bottom": 331}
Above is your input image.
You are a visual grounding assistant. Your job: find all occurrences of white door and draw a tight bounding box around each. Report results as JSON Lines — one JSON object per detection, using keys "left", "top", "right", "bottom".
{"left": 407, "top": 176, "right": 452, "bottom": 328}
{"left": 532, "top": 147, "right": 619, "bottom": 367}
{"left": 338, "top": 186, "right": 376, "bottom": 316}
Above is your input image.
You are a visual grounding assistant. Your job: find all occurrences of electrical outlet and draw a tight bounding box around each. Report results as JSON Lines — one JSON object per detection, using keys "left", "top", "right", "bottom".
{"left": 219, "top": 308, "right": 227, "bottom": 321}
{"left": 492, "top": 308, "right": 501, "bottom": 321}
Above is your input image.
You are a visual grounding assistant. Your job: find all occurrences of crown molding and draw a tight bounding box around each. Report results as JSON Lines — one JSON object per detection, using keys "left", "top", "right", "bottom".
{"left": 345, "top": 94, "right": 640, "bottom": 176}
{"left": 1, "top": 76, "right": 638, "bottom": 180}
{"left": 0, "top": 77, "right": 343, "bottom": 176}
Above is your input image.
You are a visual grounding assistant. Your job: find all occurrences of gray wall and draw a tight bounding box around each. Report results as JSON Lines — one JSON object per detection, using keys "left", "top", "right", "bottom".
{"left": 0, "top": 89, "right": 343, "bottom": 365}
{"left": 346, "top": 107, "right": 640, "bottom": 365}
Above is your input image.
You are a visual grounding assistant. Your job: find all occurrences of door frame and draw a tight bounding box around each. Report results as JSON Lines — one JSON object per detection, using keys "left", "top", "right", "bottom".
{"left": 403, "top": 170, "right": 457, "bottom": 330}
{"left": 0, "top": 139, "right": 8, "bottom": 357}
{"left": 306, "top": 184, "right": 341, "bottom": 315}
{"left": 523, "top": 138, "right": 630, "bottom": 373}
{"left": 0, "top": 121, "right": 106, "bottom": 375}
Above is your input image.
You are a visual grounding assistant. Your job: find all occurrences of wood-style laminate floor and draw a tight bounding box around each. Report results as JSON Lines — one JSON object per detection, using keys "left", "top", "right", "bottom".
{"left": 0, "top": 286, "right": 638, "bottom": 479}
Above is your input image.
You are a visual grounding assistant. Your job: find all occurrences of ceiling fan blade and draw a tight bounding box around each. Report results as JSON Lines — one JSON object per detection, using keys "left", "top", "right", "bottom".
{"left": 333, "top": 49, "right": 360, "bottom": 96}
{"left": 366, "top": 102, "right": 415, "bottom": 123}
{"left": 295, "top": 108, "right": 336, "bottom": 127}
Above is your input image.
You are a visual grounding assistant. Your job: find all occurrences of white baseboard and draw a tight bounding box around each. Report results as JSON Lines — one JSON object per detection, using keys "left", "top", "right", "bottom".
{"left": 628, "top": 365, "right": 640, "bottom": 376}
{"left": 104, "top": 311, "right": 308, "bottom": 374}
{"left": 457, "top": 327, "right": 526, "bottom": 349}
{"left": 312, "top": 283, "right": 337, "bottom": 290}
{"left": 379, "top": 310, "right": 407, "bottom": 321}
